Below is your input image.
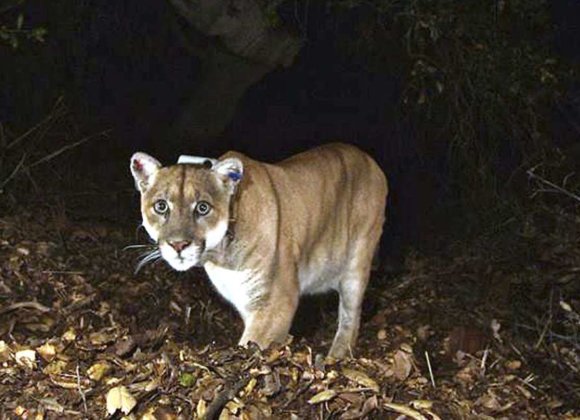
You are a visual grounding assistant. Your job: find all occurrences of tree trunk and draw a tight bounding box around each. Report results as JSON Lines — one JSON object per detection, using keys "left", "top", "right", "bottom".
{"left": 171, "top": 46, "right": 270, "bottom": 151}
{"left": 167, "top": 0, "right": 301, "bottom": 148}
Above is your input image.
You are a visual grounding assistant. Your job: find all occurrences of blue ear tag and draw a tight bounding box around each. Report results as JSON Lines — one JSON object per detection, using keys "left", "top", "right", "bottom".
{"left": 228, "top": 171, "right": 242, "bottom": 181}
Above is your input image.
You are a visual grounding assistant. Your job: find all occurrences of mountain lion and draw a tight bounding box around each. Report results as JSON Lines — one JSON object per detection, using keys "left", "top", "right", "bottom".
{"left": 130, "top": 143, "right": 387, "bottom": 358}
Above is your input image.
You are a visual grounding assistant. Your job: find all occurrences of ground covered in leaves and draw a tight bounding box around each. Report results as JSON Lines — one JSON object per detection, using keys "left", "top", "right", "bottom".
{"left": 0, "top": 191, "right": 579, "bottom": 419}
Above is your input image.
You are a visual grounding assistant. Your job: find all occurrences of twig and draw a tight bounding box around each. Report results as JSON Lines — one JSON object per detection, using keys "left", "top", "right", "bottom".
{"left": 76, "top": 364, "right": 88, "bottom": 413}
{"left": 519, "top": 374, "right": 538, "bottom": 391}
{"left": 27, "top": 129, "right": 110, "bottom": 169}
{"left": 6, "top": 96, "right": 66, "bottom": 150}
{"left": 0, "top": 153, "right": 26, "bottom": 191}
{"left": 424, "top": 351, "right": 436, "bottom": 387}
{"left": 515, "top": 323, "right": 579, "bottom": 345}
{"left": 0, "top": 301, "right": 51, "bottom": 315}
{"left": 480, "top": 347, "right": 490, "bottom": 376}
{"left": 534, "top": 315, "right": 552, "bottom": 349}
{"left": 185, "top": 305, "right": 192, "bottom": 326}
{"left": 42, "top": 271, "right": 84, "bottom": 275}
{"left": 527, "top": 168, "right": 580, "bottom": 203}
{"left": 203, "top": 373, "right": 250, "bottom": 420}
{"left": 534, "top": 289, "right": 554, "bottom": 349}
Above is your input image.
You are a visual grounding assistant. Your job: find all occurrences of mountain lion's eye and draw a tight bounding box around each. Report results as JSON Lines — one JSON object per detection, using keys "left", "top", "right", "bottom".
{"left": 153, "top": 200, "right": 169, "bottom": 215}
{"left": 195, "top": 201, "right": 211, "bottom": 216}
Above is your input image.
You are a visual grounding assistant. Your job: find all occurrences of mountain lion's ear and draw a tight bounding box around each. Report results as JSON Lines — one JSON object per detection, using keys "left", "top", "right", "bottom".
{"left": 130, "top": 152, "right": 162, "bottom": 192}
{"left": 213, "top": 157, "right": 243, "bottom": 192}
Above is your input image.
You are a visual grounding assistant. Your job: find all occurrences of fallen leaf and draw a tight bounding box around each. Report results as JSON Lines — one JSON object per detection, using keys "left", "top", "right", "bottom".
{"left": 516, "top": 384, "right": 532, "bottom": 399}
{"left": 179, "top": 372, "right": 196, "bottom": 387}
{"left": 308, "top": 389, "right": 337, "bottom": 404}
{"left": 43, "top": 360, "right": 68, "bottom": 375}
{"left": 37, "top": 398, "right": 64, "bottom": 413}
{"left": 360, "top": 395, "right": 379, "bottom": 416}
{"left": 377, "top": 329, "right": 387, "bottom": 340}
{"left": 36, "top": 342, "right": 57, "bottom": 362}
{"left": 15, "top": 349, "right": 37, "bottom": 369}
{"left": 196, "top": 399, "right": 207, "bottom": 418}
{"left": 342, "top": 368, "right": 379, "bottom": 392}
{"left": 392, "top": 350, "right": 413, "bottom": 381}
{"left": 491, "top": 319, "right": 502, "bottom": 343}
{"left": 242, "top": 377, "right": 257, "bottom": 396}
{"left": 559, "top": 300, "right": 572, "bottom": 312}
{"left": 416, "top": 325, "right": 432, "bottom": 341}
{"left": 476, "top": 391, "right": 502, "bottom": 411}
{"left": 62, "top": 328, "right": 77, "bottom": 341}
{"left": 16, "top": 246, "right": 30, "bottom": 255}
{"left": 262, "top": 372, "right": 281, "bottom": 397}
{"left": 141, "top": 410, "right": 157, "bottom": 420}
{"left": 0, "top": 340, "right": 11, "bottom": 362}
{"left": 106, "top": 385, "right": 137, "bottom": 415}
{"left": 411, "top": 400, "right": 433, "bottom": 410}
{"left": 87, "top": 361, "right": 112, "bottom": 381}
{"left": 384, "top": 402, "right": 428, "bottom": 420}
{"left": 226, "top": 399, "right": 244, "bottom": 414}
{"left": 114, "top": 335, "right": 136, "bottom": 357}
{"left": 13, "top": 406, "right": 27, "bottom": 416}
{"left": 149, "top": 406, "right": 177, "bottom": 420}
{"left": 89, "top": 329, "right": 118, "bottom": 346}
{"left": 338, "top": 392, "right": 364, "bottom": 405}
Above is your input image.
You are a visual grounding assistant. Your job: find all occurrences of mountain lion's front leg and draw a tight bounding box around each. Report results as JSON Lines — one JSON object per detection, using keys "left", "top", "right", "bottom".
{"left": 238, "top": 271, "right": 299, "bottom": 349}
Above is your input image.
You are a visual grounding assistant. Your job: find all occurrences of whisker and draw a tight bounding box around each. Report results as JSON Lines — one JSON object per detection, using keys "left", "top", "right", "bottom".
{"left": 137, "top": 249, "right": 160, "bottom": 264}
{"left": 134, "top": 249, "right": 162, "bottom": 274}
{"left": 123, "top": 244, "right": 155, "bottom": 251}
{"left": 137, "top": 249, "right": 158, "bottom": 260}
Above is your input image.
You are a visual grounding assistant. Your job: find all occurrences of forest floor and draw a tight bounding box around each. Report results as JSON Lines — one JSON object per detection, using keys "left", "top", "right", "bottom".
{"left": 0, "top": 166, "right": 579, "bottom": 419}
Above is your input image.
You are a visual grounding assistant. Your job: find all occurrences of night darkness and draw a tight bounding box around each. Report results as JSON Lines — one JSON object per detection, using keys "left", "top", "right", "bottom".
{"left": 0, "top": 0, "right": 579, "bottom": 417}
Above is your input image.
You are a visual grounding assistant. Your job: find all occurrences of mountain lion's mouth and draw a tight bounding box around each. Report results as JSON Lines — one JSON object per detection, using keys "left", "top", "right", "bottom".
{"left": 159, "top": 242, "right": 202, "bottom": 271}
{"left": 166, "top": 257, "right": 197, "bottom": 271}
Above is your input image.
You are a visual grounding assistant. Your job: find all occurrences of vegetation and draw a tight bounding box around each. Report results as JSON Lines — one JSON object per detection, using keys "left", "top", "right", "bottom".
{"left": 331, "top": 0, "right": 576, "bottom": 219}
{"left": 0, "top": 2, "right": 46, "bottom": 48}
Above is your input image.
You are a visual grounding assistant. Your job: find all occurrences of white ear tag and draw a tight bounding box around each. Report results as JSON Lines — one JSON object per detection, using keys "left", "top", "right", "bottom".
{"left": 177, "top": 155, "right": 218, "bottom": 167}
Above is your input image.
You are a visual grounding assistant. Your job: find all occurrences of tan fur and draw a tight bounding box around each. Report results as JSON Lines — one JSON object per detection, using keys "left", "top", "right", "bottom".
{"left": 130, "top": 143, "right": 387, "bottom": 358}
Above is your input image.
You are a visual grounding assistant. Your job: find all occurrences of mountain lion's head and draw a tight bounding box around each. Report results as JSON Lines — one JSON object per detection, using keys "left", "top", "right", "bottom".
{"left": 130, "top": 152, "right": 243, "bottom": 271}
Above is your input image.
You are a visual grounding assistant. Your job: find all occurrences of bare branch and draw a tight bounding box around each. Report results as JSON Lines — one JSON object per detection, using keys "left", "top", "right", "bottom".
{"left": 27, "top": 129, "right": 110, "bottom": 169}
{"left": 0, "top": 153, "right": 26, "bottom": 191}
{"left": 527, "top": 167, "right": 580, "bottom": 203}
{"left": 6, "top": 97, "right": 66, "bottom": 150}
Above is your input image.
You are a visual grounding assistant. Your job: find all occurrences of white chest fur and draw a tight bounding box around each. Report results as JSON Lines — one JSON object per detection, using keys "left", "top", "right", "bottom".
{"left": 203, "top": 262, "right": 256, "bottom": 320}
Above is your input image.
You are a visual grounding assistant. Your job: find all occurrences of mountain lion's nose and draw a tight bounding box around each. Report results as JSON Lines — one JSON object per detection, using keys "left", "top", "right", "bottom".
{"left": 169, "top": 240, "right": 190, "bottom": 253}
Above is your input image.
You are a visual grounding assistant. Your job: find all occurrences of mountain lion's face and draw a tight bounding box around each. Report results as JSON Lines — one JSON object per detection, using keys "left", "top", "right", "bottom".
{"left": 130, "top": 153, "right": 242, "bottom": 271}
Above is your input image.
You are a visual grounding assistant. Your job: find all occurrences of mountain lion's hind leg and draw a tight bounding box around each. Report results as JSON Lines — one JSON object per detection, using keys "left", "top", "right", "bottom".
{"left": 329, "top": 266, "right": 370, "bottom": 358}
{"left": 329, "top": 235, "right": 380, "bottom": 359}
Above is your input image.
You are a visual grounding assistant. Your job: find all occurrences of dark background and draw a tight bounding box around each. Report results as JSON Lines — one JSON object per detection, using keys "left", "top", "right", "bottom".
{"left": 1, "top": 0, "right": 579, "bottom": 257}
